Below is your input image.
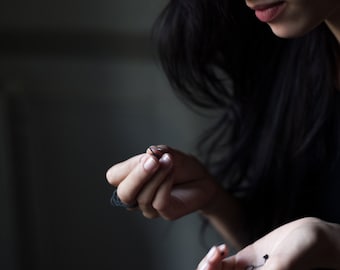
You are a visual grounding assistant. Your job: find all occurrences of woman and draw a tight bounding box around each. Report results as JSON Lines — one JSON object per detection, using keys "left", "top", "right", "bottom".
{"left": 106, "top": 0, "right": 340, "bottom": 269}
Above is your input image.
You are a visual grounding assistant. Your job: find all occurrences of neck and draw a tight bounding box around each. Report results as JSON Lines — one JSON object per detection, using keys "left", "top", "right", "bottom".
{"left": 325, "top": 6, "right": 340, "bottom": 90}
{"left": 325, "top": 5, "right": 340, "bottom": 44}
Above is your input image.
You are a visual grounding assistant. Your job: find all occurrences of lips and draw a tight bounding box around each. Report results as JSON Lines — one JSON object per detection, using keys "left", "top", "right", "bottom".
{"left": 248, "top": 1, "right": 287, "bottom": 23}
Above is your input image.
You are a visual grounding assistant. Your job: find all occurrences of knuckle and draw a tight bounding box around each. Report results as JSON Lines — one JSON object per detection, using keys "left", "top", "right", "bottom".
{"left": 142, "top": 211, "right": 159, "bottom": 219}
{"left": 152, "top": 199, "right": 167, "bottom": 212}
{"left": 138, "top": 197, "right": 152, "bottom": 208}
{"left": 301, "top": 217, "right": 322, "bottom": 224}
{"left": 117, "top": 189, "right": 135, "bottom": 205}
{"left": 157, "top": 144, "right": 170, "bottom": 151}
{"left": 162, "top": 215, "right": 177, "bottom": 221}
{"left": 152, "top": 202, "right": 179, "bottom": 221}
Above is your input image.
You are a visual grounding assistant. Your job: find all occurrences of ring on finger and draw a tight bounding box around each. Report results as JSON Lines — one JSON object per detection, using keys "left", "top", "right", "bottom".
{"left": 110, "top": 189, "right": 138, "bottom": 209}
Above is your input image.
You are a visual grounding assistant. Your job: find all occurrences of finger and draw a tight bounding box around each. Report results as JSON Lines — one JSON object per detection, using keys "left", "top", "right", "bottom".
{"left": 152, "top": 170, "right": 175, "bottom": 220}
{"left": 197, "top": 245, "right": 228, "bottom": 270}
{"left": 217, "top": 244, "right": 228, "bottom": 258}
{"left": 161, "top": 179, "right": 217, "bottom": 219}
{"left": 137, "top": 153, "right": 173, "bottom": 219}
{"left": 151, "top": 161, "right": 212, "bottom": 220}
{"left": 146, "top": 145, "right": 170, "bottom": 159}
{"left": 106, "top": 145, "right": 170, "bottom": 186}
{"left": 116, "top": 154, "right": 160, "bottom": 205}
{"left": 197, "top": 246, "right": 218, "bottom": 270}
{"left": 219, "top": 256, "right": 236, "bottom": 270}
{"left": 232, "top": 246, "right": 270, "bottom": 270}
{"left": 106, "top": 154, "right": 145, "bottom": 186}
{"left": 148, "top": 145, "right": 208, "bottom": 185}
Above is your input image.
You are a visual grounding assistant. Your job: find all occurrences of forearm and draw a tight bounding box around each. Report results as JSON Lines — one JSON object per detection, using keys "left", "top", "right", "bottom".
{"left": 199, "top": 185, "right": 248, "bottom": 250}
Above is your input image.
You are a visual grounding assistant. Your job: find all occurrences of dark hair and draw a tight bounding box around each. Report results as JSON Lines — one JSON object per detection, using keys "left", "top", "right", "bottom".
{"left": 153, "top": 0, "right": 340, "bottom": 240}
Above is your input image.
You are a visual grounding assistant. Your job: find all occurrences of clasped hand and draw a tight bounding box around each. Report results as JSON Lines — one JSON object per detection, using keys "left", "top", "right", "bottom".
{"left": 106, "top": 145, "right": 340, "bottom": 269}
{"left": 106, "top": 145, "right": 219, "bottom": 220}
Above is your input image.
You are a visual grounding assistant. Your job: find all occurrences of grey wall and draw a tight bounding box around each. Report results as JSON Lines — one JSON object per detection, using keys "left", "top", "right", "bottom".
{"left": 0, "top": 1, "right": 223, "bottom": 270}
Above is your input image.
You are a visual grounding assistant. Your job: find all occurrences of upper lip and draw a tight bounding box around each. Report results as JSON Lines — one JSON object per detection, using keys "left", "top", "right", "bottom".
{"left": 246, "top": 1, "right": 285, "bottom": 11}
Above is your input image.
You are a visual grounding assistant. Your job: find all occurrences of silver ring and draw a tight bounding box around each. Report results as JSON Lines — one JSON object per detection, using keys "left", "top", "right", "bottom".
{"left": 110, "top": 189, "right": 138, "bottom": 209}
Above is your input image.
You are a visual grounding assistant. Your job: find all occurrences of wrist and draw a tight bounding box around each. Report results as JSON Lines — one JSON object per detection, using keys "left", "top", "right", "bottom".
{"left": 199, "top": 182, "right": 227, "bottom": 216}
{"left": 198, "top": 183, "right": 247, "bottom": 249}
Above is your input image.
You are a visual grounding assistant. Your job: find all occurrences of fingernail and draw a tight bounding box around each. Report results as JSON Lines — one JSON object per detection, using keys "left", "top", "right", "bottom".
{"left": 159, "top": 153, "right": 172, "bottom": 165}
{"left": 207, "top": 246, "right": 217, "bottom": 260}
{"left": 149, "top": 145, "right": 163, "bottom": 159}
{"left": 218, "top": 244, "right": 227, "bottom": 256}
{"left": 143, "top": 157, "right": 158, "bottom": 171}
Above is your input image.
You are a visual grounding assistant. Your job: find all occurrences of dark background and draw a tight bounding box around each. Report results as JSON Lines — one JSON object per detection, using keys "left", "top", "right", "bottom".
{"left": 0, "top": 1, "right": 223, "bottom": 269}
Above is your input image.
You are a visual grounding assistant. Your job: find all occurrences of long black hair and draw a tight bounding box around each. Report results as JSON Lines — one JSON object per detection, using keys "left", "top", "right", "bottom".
{"left": 153, "top": 0, "right": 340, "bottom": 240}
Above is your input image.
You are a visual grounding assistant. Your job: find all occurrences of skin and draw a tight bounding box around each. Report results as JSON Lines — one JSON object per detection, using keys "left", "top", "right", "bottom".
{"left": 107, "top": 146, "right": 340, "bottom": 269}
{"left": 196, "top": 0, "right": 340, "bottom": 269}
{"left": 107, "top": 146, "right": 221, "bottom": 221}
{"left": 106, "top": 1, "right": 340, "bottom": 269}
{"left": 197, "top": 218, "right": 340, "bottom": 270}
{"left": 245, "top": 0, "right": 340, "bottom": 42}
{"left": 106, "top": 146, "right": 246, "bottom": 247}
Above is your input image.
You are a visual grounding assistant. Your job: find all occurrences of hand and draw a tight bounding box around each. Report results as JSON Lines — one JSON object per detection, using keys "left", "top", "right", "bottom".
{"left": 197, "top": 217, "right": 340, "bottom": 270}
{"left": 106, "top": 145, "right": 220, "bottom": 220}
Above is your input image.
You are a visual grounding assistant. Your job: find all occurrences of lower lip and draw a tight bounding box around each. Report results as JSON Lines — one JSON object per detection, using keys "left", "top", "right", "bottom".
{"left": 255, "top": 2, "right": 286, "bottom": 23}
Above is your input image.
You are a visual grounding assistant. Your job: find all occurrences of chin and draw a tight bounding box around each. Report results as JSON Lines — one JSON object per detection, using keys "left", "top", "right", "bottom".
{"left": 268, "top": 22, "right": 321, "bottom": 39}
{"left": 270, "top": 28, "right": 304, "bottom": 39}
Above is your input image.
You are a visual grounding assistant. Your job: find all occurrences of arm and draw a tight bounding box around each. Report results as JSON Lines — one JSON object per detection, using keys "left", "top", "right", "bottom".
{"left": 197, "top": 217, "right": 340, "bottom": 270}
{"left": 106, "top": 145, "right": 246, "bottom": 246}
{"left": 199, "top": 186, "right": 248, "bottom": 250}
